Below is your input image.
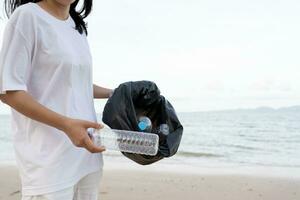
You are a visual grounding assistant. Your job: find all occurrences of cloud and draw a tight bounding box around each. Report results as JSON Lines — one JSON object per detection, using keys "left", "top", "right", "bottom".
{"left": 249, "top": 79, "right": 292, "bottom": 92}
{"left": 157, "top": 47, "right": 246, "bottom": 72}
{"left": 204, "top": 80, "right": 225, "bottom": 91}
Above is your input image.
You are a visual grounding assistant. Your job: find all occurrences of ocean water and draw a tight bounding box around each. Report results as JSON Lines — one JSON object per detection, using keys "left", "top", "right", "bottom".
{"left": 0, "top": 111, "right": 299, "bottom": 168}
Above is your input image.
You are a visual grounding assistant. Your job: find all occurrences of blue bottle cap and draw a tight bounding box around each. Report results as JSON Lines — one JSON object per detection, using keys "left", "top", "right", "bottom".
{"left": 138, "top": 121, "right": 147, "bottom": 131}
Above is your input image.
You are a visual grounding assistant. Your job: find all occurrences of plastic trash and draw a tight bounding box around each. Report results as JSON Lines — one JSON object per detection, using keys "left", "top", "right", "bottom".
{"left": 137, "top": 116, "right": 152, "bottom": 132}
{"left": 155, "top": 123, "right": 170, "bottom": 137}
{"left": 101, "top": 80, "right": 184, "bottom": 165}
{"left": 88, "top": 125, "right": 159, "bottom": 156}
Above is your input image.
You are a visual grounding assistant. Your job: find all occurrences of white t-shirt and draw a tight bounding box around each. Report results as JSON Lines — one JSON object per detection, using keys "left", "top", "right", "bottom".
{"left": 0, "top": 3, "right": 103, "bottom": 196}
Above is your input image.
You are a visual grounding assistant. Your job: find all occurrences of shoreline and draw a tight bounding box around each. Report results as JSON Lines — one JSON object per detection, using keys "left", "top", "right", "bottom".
{"left": 1, "top": 156, "right": 300, "bottom": 178}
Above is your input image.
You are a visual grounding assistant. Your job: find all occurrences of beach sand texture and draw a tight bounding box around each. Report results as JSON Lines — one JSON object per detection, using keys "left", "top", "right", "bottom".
{"left": 0, "top": 165, "right": 299, "bottom": 200}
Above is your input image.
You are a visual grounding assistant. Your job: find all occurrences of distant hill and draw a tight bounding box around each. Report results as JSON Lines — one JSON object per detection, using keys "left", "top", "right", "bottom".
{"left": 179, "top": 105, "right": 300, "bottom": 114}
{"left": 277, "top": 105, "right": 300, "bottom": 112}
{"left": 226, "top": 106, "right": 300, "bottom": 113}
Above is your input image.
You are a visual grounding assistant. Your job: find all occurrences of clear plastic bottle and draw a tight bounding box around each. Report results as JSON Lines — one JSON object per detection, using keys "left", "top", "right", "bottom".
{"left": 156, "top": 124, "right": 170, "bottom": 136}
{"left": 88, "top": 125, "right": 159, "bottom": 156}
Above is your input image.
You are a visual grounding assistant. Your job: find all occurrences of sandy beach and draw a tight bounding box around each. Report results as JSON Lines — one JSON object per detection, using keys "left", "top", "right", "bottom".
{"left": 0, "top": 161, "right": 299, "bottom": 200}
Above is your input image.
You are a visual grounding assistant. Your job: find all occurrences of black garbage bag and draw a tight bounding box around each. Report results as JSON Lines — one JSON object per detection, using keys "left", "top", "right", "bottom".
{"left": 102, "top": 80, "right": 184, "bottom": 165}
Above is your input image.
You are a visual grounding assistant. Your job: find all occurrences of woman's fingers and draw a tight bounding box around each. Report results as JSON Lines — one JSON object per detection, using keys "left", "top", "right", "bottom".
{"left": 82, "top": 120, "right": 104, "bottom": 130}
{"left": 83, "top": 136, "right": 106, "bottom": 153}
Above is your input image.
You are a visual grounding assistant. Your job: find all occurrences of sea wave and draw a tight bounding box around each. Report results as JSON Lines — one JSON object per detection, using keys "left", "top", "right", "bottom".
{"left": 101, "top": 150, "right": 222, "bottom": 159}
{"left": 177, "top": 151, "right": 222, "bottom": 158}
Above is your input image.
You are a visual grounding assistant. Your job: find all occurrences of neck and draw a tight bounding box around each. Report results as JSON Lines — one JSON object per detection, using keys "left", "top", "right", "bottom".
{"left": 38, "top": 0, "right": 70, "bottom": 20}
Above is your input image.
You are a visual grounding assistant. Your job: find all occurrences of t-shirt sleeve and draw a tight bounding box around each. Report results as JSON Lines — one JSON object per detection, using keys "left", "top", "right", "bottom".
{"left": 0, "top": 22, "right": 32, "bottom": 94}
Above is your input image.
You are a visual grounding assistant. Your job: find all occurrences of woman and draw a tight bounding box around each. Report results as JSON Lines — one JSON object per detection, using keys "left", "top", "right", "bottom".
{"left": 0, "top": 0, "right": 113, "bottom": 199}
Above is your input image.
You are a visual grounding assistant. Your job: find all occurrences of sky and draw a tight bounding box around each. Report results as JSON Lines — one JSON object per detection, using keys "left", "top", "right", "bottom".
{"left": 0, "top": 0, "right": 300, "bottom": 114}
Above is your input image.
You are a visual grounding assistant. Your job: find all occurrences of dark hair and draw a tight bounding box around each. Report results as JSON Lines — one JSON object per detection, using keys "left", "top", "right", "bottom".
{"left": 4, "top": 0, "right": 92, "bottom": 35}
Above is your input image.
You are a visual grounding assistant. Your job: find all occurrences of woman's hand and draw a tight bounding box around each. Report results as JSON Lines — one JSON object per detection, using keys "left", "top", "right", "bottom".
{"left": 63, "top": 118, "right": 106, "bottom": 153}
{"left": 1, "top": 90, "right": 106, "bottom": 153}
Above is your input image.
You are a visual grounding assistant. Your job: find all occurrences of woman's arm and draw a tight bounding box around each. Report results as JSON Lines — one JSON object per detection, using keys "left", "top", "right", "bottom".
{"left": 93, "top": 84, "right": 114, "bottom": 99}
{"left": 0, "top": 90, "right": 105, "bottom": 153}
